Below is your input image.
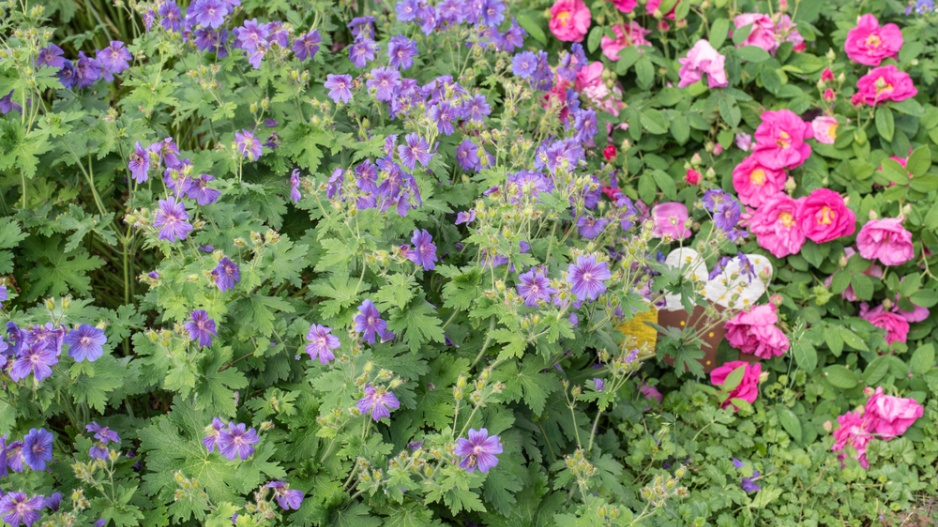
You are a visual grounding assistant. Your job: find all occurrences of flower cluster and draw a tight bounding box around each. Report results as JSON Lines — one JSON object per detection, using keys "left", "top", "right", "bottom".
{"left": 3, "top": 322, "right": 107, "bottom": 382}
{"left": 832, "top": 387, "right": 923, "bottom": 468}
{"left": 710, "top": 361, "right": 761, "bottom": 410}
{"left": 724, "top": 304, "right": 790, "bottom": 359}
{"left": 203, "top": 418, "right": 260, "bottom": 461}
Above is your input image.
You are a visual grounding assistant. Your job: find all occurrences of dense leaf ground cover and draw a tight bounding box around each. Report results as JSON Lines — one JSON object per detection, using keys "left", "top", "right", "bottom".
{"left": 0, "top": 0, "right": 937, "bottom": 525}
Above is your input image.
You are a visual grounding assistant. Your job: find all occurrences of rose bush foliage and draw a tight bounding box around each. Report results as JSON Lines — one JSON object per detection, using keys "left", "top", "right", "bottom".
{"left": 0, "top": 0, "right": 937, "bottom": 525}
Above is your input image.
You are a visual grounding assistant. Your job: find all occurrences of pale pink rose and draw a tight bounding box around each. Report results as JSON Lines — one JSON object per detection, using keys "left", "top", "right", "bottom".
{"left": 798, "top": 188, "right": 856, "bottom": 244}
{"left": 832, "top": 410, "right": 874, "bottom": 468}
{"left": 860, "top": 302, "right": 910, "bottom": 345}
{"left": 857, "top": 217, "right": 914, "bottom": 266}
{"left": 650, "top": 202, "right": 691, "bottom": 240}
{"left": 724, "top": 304, "right": 790, "bottom": 359}
{"left": 607, "top": 0, "right": 637, "bottom": 13}
{"left": 736, "top": 132, "right": 753, "bottom": 151}
{"left": 639, "top": 383, "right": 663, "bottom": 403}
{"left": 811, "top": 116, "right": 838, "bottom": 144}
{"left": 734, "top": 13, "right": 778, "bottom": 54}
{"left": 710, "top": 361, "right": 761, "bottom": 410}
{"left": 844, "top": 14, "right": 903, "bottom": 66}
{"left": 549, "top": 0, "right": 591, "bottom": 42}
{"left": 646, "top": 0, "right": 677, "bottom": 19}
{"left": 752, "top": 109, "right": 813, "bottom": 170}
{"left": 854, "top": 65, "right": 918, "bottom": 106}
{"left": 601, "top": 21, "right": 651, "bottom": 61}
{"left": 677, "top": 40, "right": 728, "bottom": 89}
{"left": 749, "top": 194, "right": 806, "bottom": 258}
{"left": 865, "top": 387, "right": 924, "bottom": 440}
{"left": 732, "top": 155, "right": 787, "bottom": 208}
{"left": 774, "top": 14, "right": 805, "bottom": 51}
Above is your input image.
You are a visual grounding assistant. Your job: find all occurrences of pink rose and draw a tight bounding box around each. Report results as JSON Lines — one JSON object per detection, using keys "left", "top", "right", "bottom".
{"left": 600, "top": 21, "right": 651, "bottom": 61}
{"left": 710, "top": 361, "right": 761, "bottom": 410}
{"left": 774, "top": 14, "right": 805, "bottom": 51}
{"left": 650, "top": 202, "right": 691, "bottom": 240}
{"left": 639, "top": 383, "right": 663, "bottom": 403}
{"left": 734, "top": 13, "right": 778, "bottom": 54}
{"left": 854, "top": 65, "right": 918, "bottom": 106}
{"left": 752, "top": 109, "right": 813, "bottom": 170}
{"left": 798, "top": 188, "right": 856, "bottom": 244}
{"left": 732, "top": 156, "right": 787, "bottom": 208}
{"left": 860, "top": 302, "right": 910, "bottom": 345}
{"left": 677, "top": 40, "right": 728, "bottom": 89}
{"left": 811, "top": 116, "right": 838, "bottom": 145}
{"left": 844, "top": 14, "right": 903, "bottom": 66}
{"left": 549, "top": 0, "right": 591, "bottom": 43}
{"left": 646, "top": 0, "right": 678, "bottom": 19}
{"left": 857, "top": 217, "right": 914, "bottom": 266}
{"left": 607, "top": 0, "right": 637, "bottom": 13}
{"left": 832, "top": 410, "right": 873, "bottom": 468}
{"left": 749, "top": 194, "right": 806, "bottom": 258}
{"left": 724, "top": 304, "right": 790, "bottom": 359}
{"left": 865, "top": 387, "right": 924, "bottom": 440}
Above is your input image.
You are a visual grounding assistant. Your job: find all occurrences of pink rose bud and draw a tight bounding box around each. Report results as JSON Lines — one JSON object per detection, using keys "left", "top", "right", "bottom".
{"left": 603, "top": 144, "right": 618, "bottom": 161}
{"left": 684, "top": 169, "right": 701, "bottom": 185}
{"left": 821, "top": 68, "right": 835, "bottom": 82}
{"left": 823, "top": 88, "right": 835, "bottom": 101}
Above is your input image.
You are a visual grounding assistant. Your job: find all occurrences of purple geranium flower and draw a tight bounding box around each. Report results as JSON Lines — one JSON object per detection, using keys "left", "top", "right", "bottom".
{"left": 516, "top": 268, "right": 556, "bottom": 307}
{"left": 0, "top": 91, "right": 21, "bottom": 115}
{"left": 387, "top": 35, "right": 418, "bottom": 70}
{"left": 567, "top": 255, "right": 611, "bottom": 302}
{"left": 22, "top": 428, "right": 53, "bottom": 471}
{"left": 427, "top": 102, "right": 455, "bottom": 135}
{"left": 292, "top": 30, "right": 321, "bottom": 61}
{"left": 185, "top": 174, "right": 221, "bottom": 205}
{"left": 305, "top": 324, "right": 339, "bottom": 364}
{"left": 75, "top": 52, "right": 101, "bottom": 89}
{"left": 10, "top": 341, "right": 58, "bottom": 382}
{"left": 154, "top": 197, "right": 193, "bottom": 242}
{"left": 455, "top": 428, "right": 502, "bottom": 473}
{"left": 42, "top": 493, "right": 62, "bottom": 512}
{"left": 217, "top": 422, "right": 259, "bottom": 461}
{"left": 37, "top": 44, "right": 65, "bottom": 68}
{"left": 367, "top": 66, "right": 401, "bottom": 102}
{"left": 409, "top": 229, "right": 437, "bottom": 270}
{"left": 212, "top": 257, "right": 241, "bottom": 291}
{"left": 741, "top": 471, "right": 761, "bottom": 493}
{"left": 95, "top": 41, "right": 132, "bottom": 75}
{"left": 348, "top": 38, "right": 378, "bottom": 68}
{"left": 202, "top": 417, "right": 226, "bottom": 453}
{"left": 185, "top": 310, "right": 217, "bottom": 347}
{"left": 128, "top": 141, "right": 150, "bottom": 183}
{"left": 398, "top": 133, "right": 432, "bottom": 170}
{"left": 461, "top": 94, "right": 490, "bottom": 123}
{"left": 266, "top": 482, "right": 304, "bottom": 510}
{"left": 455, "top": 140, "right": 481, "bottom": 171}
{"left": 64, "top": 324, "right": 107, "bottom": 362}
{"left": 0, "top": 492, "right": 43, "bottom": 527}
{"left": 158, "top": 1, "right": 182, "bottom": 31}
{"left": 512, "top": 51, "right": 538, "bottom": 78}
{"left": 353, "top": 300, "right": 388, "bottom": 344}
{"left": 235, "top": 129, "right": 262, "bottom": 161}
{"left": 455, "top": 210, "right": 476, "bottom": 225}
{"left": 190, "top": 0, "right": 229, "bottom": 29}
{"left": 233, "top": 18, "right": 268, "bottom": 52}
{"left": 57, "top": 60, "right": 77, "bottom": 89}
{"left": 193, "top": 28, "right": 229, "bottom": 56}
{"left": 324, "top": 74, "right": 354, "bottom": 104}
{"left": 576, "top": 216, "right": 607, "bottom": 240}
{"left": 86, "top": 422, "right": 120, "bottom": 444}
{"left": 356, "top": 384, "right": 400, "bottom": 421}
{"left": 397, "top": 0, "right": 420, "bottom": 21}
